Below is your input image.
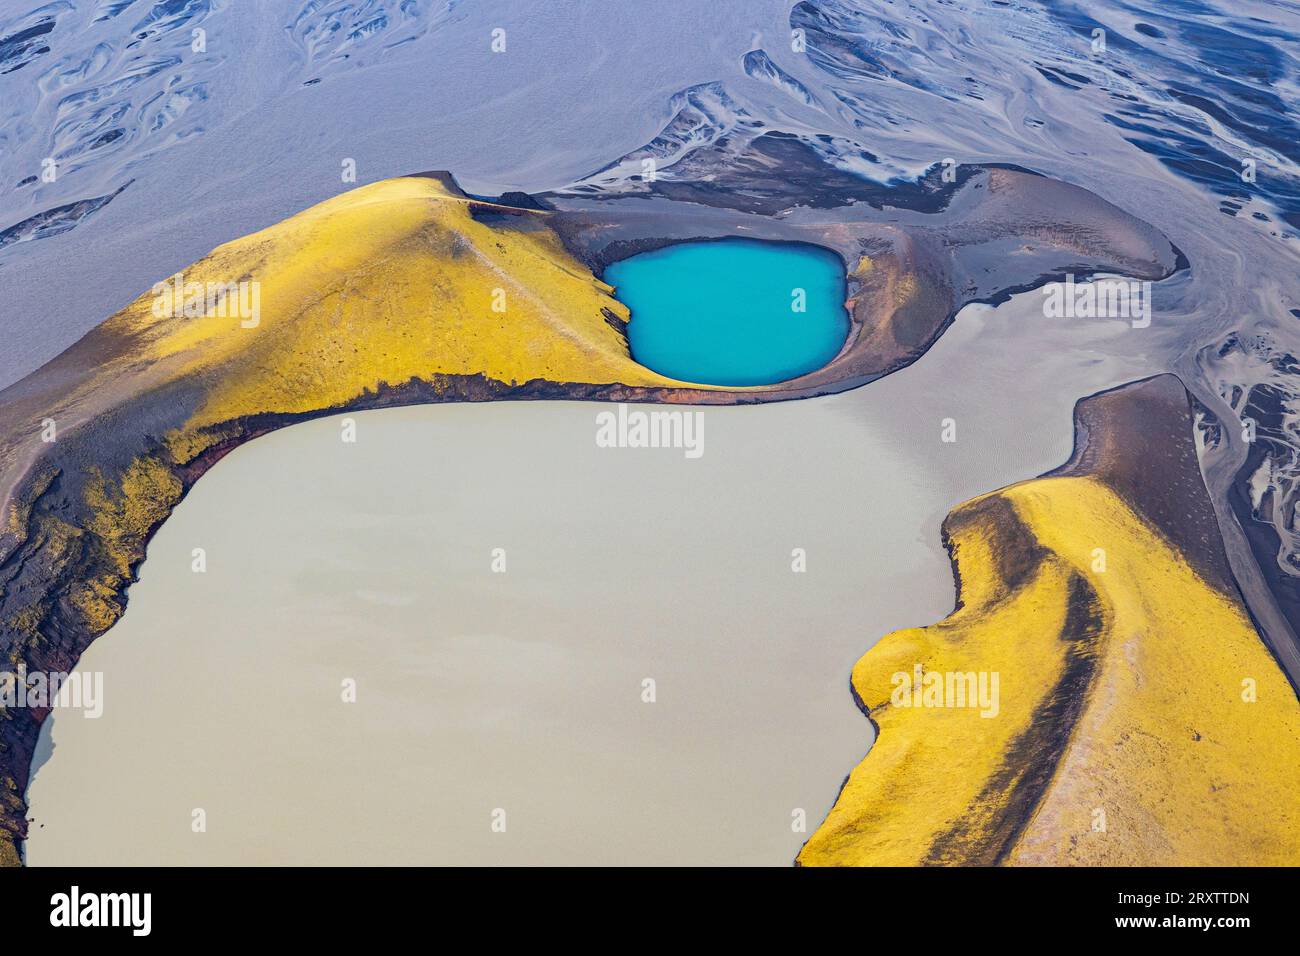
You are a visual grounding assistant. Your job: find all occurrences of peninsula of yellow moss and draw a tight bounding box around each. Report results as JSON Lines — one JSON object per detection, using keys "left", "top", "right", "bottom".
{"left": 799, "top": 475, "right": 1300, "bottom": 866}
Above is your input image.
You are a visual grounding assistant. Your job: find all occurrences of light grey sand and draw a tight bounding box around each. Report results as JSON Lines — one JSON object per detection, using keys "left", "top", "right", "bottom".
{"left": 25, "top": 291, "right": 1151, "bottom": 865}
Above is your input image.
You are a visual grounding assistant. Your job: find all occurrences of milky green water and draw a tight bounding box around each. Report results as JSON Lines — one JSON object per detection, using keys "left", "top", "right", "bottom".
{"left": 605, "top": 238, "right": 849, "bottom": 386}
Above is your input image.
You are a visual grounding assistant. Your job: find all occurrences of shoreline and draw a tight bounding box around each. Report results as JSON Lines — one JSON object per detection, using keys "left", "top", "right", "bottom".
{"left": 0, "top": 168, "right": 1181, "bottom": 863}
{"left": 798, "top": 373, "right": 1300, "bottom": 866}
{"left": 22, "top": 287, "right": 1151, "bottom": 865}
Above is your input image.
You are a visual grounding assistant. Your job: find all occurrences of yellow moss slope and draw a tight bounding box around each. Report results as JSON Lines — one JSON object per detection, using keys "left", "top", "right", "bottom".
{"left": 97, "top": 176, "right": 701, "bottom": 460}
{"left": 19, "top": 177, "right": 710, "bottom": 652}
{"left": 800, "top": 475, "right": 1300, "bottom": 866}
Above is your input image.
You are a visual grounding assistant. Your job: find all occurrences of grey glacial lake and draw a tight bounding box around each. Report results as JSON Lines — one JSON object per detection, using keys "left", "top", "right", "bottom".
{"left": 25, "top": 290, "right": 1150, "bottom": 865}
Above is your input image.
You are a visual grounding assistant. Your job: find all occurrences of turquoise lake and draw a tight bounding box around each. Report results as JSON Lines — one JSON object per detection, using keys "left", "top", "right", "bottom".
{"left": 604, "top": 238, "right": 849, "bottom": 386}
